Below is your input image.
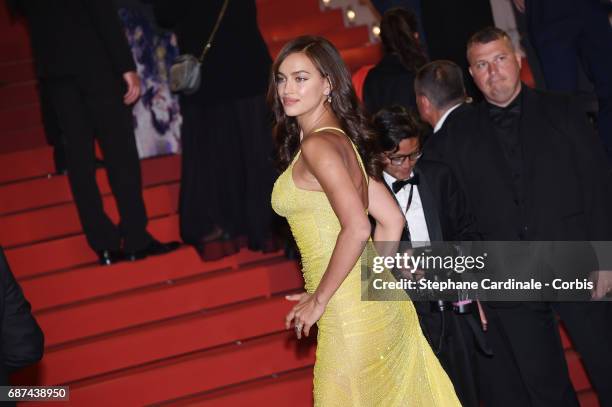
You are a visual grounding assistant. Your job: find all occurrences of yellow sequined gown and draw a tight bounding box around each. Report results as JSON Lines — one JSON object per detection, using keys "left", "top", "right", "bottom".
{"left": 271, "top": 128, "right": 461, "bottom": 406}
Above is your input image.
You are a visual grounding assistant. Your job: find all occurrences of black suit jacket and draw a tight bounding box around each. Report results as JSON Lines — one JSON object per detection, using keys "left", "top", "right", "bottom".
{"left": 362, "top": 53, "right": 418, "bottom": 115}
{"left": 430, "top": 102, "right": 474, "bottom": 142}
{"left": 404, "top": 159, "right": 480, "bottom": 242}
{"left": 16, "top": 0, "right": 135, "bottom": 79}
{"left": 0, "top": 248, "right": 44, "bottom": 386}
{"left": 424, "top": 86, "right": 612, "bottom": 242}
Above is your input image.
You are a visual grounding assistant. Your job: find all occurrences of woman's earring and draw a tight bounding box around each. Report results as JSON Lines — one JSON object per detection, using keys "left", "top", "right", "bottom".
{"left": 327, "top": 93, "right": 332, "bottom": 104}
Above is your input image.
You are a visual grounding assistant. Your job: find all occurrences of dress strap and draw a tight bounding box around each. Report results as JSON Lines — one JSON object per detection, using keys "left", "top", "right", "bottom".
{"left": 312, "top": 126, "right": 346, "bottom": 135}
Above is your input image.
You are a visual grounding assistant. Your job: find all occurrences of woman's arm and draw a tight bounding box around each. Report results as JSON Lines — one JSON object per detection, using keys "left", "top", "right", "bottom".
{"left": 285, "top": 133, "right": 371, "bottom": 338}
{"left": 368, "top": 178, "right": 405, "bottom": 256}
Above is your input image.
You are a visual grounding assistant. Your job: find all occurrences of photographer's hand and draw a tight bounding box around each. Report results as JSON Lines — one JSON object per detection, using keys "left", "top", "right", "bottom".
{"left": 590, "top": 270, "right": 612, "bottom": 300}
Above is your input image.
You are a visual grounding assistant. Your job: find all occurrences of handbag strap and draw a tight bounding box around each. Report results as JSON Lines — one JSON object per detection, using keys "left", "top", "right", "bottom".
{"left": 198, "top": 0, "right": 230, "bottom": 62}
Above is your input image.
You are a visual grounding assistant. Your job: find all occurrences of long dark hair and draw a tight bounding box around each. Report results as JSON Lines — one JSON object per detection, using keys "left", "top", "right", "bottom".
{"left": 267, "top": 35, "right": 383, "bottom": 179}
{"left": 380, "top": 8, "right": 427, "bottom": 73}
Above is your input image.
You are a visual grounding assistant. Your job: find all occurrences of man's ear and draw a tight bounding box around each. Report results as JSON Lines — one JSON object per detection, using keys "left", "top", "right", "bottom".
{"left": 515, "top": 52, "right": 522, "bottom": 69}
{"left": 468, "top": 66, "right": 474, "bottom": 78}
{"left": 417, "top": 94, "right": 430, "bottom": 112}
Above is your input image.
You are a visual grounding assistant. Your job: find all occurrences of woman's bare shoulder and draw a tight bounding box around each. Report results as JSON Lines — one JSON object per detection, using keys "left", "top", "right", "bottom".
{"left": 300, "top": 130, "right": 349, "bottom": 160}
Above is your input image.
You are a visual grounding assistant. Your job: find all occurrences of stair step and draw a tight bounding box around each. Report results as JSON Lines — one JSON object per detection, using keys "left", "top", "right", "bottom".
{"left": 173, "top": 366, "right": 313, "bottom": 407}
{"left": 0, "top": 103, "right": 41, "bottom": 134}
{"left": 32, "top": 296, "right": 298, "bottom": 385}
{"left": 0, "top": 59, "right": 36, "bottom": 84}
{"left": 0, "top": 124, "right": 46, "bottom": 154}
{"left": 65, "top": 331, "right": 315, "bottom": 406}
{"left": 0, "top": 22, "right": 32, "bottom": 63}
{"left": 35, "top": 260, "right": 302, "bottom": 347}
{"left": 577, "top": 389, "right": 601, "bottom": 407}
{"left": 0, "top": 182, "right": 179, "bottom": 248}
{"left": 560, "top": 322, "right": 572, "bottom": 350}
{"left": 341, "top": 43, "right": 382, "bottom": 73}
{"left": 566, "top": 349, "right": 592, "bottom": 392}
{"left": 267, "top": 25, "right": 371, "bottom": 58}
{"left": 0, "top": 80, "right": 37, "bottom": 109}
{"left": 22, "top": 247, "right": 282, "bottom": 311}
{"left": 0, "top": 153, "right": 181, "bottom": 215}
{"left": 323, "top": 25, "right": 371, "bottom": 50}
{"left": 6, "top": 213, "right": 180, "bottom": 280}
{"left": 260, "top": 9, "right": 344, "bottom": 44}
{"left": 0, "top": 146, "right": 53, "bottom": 184}
{"left": 257, "top": 0, "right": 320, "bottom": 26}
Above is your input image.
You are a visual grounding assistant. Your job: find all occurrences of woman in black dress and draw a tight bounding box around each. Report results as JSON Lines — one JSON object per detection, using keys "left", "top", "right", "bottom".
{"left": 363, "top": 7, "right": 428, "bottom": 115}
{"left": 153, "top": 0, "right": 277, "bottom": 259}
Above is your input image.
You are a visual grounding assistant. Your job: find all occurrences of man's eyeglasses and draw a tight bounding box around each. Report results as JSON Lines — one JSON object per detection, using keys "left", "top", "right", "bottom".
{"left": 387, "top": 151, "right": 422, "bottom": 166}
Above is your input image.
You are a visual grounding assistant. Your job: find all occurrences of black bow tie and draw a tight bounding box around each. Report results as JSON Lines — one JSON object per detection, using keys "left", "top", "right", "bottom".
{"left": 487, "top": 96, "right": 521, "bottom": 127}
{"left": 392, "top": 173, "right": 419, "bottom": 193}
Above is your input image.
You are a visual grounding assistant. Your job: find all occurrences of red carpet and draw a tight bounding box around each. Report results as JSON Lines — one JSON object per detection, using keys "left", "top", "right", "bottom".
{"left": 0, "top": 0, "right": 599, "bottom": 405}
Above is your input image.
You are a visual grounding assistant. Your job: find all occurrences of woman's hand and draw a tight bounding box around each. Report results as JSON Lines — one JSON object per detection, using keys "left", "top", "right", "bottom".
{"left": 285, "top": 293, "right": 326, "bottom": 339}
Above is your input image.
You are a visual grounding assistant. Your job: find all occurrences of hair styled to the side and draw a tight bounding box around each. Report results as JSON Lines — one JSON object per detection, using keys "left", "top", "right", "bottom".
{"left": 415, "top": 60, "right": 466, "bottom": 110}
{"left": 372, "top": 105, "right": 429, "bottom": 154}
{"left": 466, "top": 26, "right": 515, "bottom": 55}
{"left": 267, "top": 35, "right": 383, "bottom": 179}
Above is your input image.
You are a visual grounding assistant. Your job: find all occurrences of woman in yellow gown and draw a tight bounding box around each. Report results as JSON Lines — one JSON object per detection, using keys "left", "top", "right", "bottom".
{"left": 270, "top": 36, "right": 461, "bottom": 406}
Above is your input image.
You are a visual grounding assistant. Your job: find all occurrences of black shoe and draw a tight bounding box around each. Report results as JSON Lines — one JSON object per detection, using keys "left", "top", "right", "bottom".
{"left": 97, "top": 249, "right": 123, "bottom": 266}
{"left": 125, "top": 240, "right": 181, "bottom": 261}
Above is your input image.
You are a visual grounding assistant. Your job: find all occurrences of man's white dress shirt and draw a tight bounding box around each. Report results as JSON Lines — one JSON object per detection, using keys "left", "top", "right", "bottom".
{"left": 383, "top": 171, "right": 430, "bottom": 244}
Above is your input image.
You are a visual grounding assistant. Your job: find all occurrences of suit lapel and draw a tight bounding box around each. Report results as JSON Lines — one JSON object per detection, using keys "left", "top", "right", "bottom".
{"left": 414, "top": 166, "right": 444, "bottom": 241}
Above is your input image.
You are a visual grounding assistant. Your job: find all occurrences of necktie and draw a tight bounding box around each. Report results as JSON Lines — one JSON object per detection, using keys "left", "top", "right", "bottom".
{"left": 392, "top": 173, "right": 420, "bottom": 194}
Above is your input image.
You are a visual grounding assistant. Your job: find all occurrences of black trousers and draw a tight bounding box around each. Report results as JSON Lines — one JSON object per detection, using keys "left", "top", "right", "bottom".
{"left": 43, "top": 75, "right": 151, "bottom": 252}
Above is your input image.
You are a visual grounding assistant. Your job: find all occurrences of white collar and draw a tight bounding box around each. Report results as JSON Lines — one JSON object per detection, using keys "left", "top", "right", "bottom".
{"left": 383, "top": 170, "right": 414, "bottom": 189}
{"left": 433, "top": 103, "right": 462, "bottom": 133}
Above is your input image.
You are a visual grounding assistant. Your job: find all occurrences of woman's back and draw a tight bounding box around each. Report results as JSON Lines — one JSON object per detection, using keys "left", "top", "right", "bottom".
{"left": 272, "top": 127, "right": 366, "bottom": 292}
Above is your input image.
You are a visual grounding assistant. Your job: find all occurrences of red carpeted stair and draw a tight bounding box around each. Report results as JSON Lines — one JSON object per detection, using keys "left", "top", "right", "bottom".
{"left": 0, "top": 0, "right": 600, "bottom": 406}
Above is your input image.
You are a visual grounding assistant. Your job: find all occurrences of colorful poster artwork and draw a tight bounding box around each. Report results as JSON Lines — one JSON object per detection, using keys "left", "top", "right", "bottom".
{"left": 119, "top": 7, "right": 182, "bottom": 158}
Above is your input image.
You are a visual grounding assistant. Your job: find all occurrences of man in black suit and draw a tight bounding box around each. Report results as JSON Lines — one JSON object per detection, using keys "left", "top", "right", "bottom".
{"left": 424, "top": 27, "right": 612, "bottom": 407}
{"left": 372, "top": 106, "right": 485, "bottom": 407}
{"left": 0, "top": 247, "right": 44, "bottom": 386}
{"left": 15, "top": 0, "right": 179, "bottom": 265}
{"left": 414, "top": 60, "right": 473, "bottom": 140}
